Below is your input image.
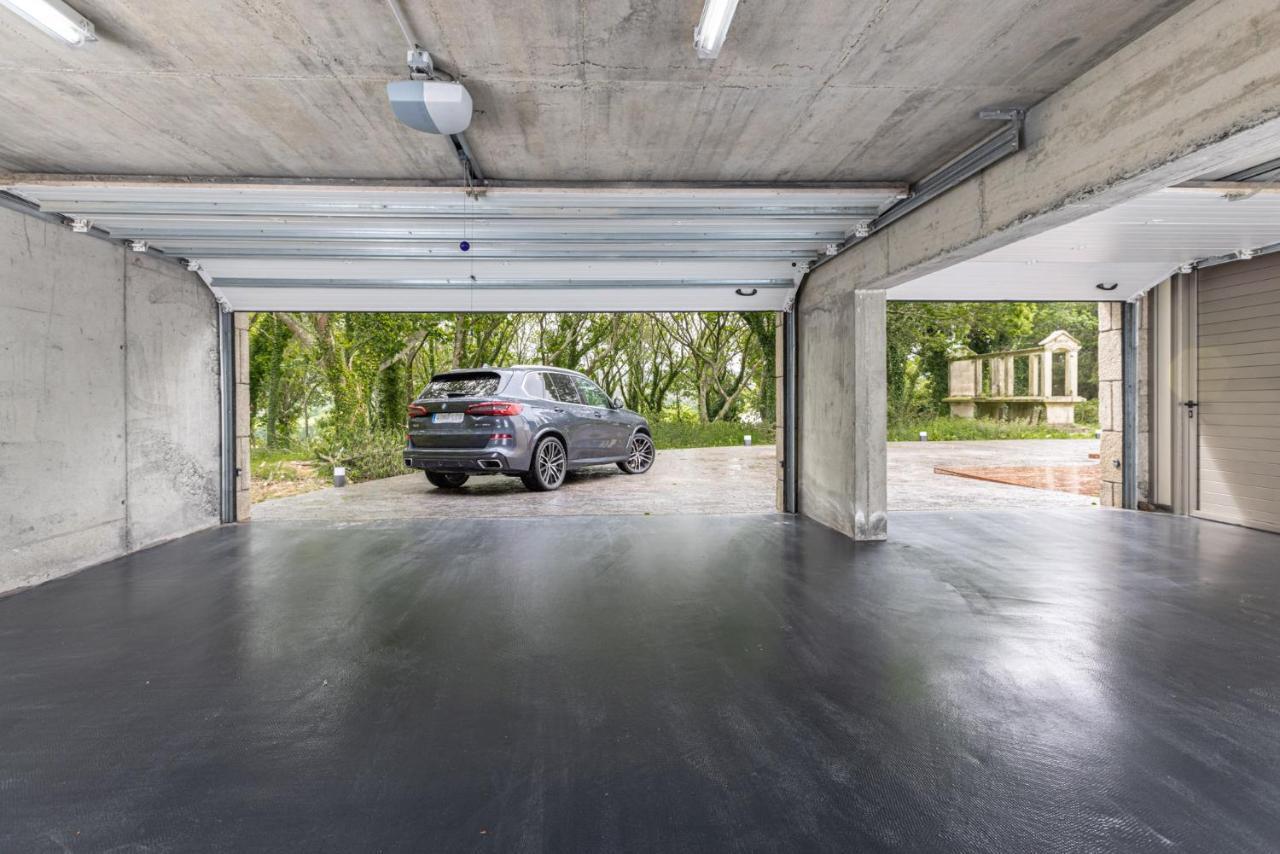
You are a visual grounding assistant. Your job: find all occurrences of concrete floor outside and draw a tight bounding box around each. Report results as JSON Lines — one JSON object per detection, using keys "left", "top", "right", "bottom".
{"left": 253, "top": 439, "right": 1100, "bottom": 520}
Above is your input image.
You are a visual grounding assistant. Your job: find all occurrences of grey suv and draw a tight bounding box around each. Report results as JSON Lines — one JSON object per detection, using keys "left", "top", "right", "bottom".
{"left": 403, "top": 366, "right": 655, "bottom": 492}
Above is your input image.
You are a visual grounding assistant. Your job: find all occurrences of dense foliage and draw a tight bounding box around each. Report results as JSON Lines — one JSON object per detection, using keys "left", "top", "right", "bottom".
{"left": 886, "top": 301, "right": 1099, "bottom": 424}
{"left": 247, "top": 303, "right": 1097, "bottom": 484}
{"left": 249, "top": 311, "right": 775, "bottom": 478}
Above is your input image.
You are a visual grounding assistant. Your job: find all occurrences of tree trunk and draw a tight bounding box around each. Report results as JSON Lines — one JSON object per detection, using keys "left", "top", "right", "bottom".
{"left": 741, "top": 312, "right": 776, "bottom": 424}
{"left": 313, "top": 314, "right": 365, "bottom": 444}
{"left": 263, "top": 315, "right": 288, "bottom": 446}
{"left": 452, "top": 314, "right": 466, "bottom": 369}
{"left": 379, "top": 361, "right": 405, "bottom": 430}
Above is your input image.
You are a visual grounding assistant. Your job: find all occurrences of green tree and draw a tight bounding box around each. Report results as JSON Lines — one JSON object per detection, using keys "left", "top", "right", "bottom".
{"left": 886, "top": 301, "right": 1099, "bottom": 424}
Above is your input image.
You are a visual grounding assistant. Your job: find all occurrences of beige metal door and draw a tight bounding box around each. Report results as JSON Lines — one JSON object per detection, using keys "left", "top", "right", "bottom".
{"left": 1194, "top": 254, "right": 1280, "bottom": 533}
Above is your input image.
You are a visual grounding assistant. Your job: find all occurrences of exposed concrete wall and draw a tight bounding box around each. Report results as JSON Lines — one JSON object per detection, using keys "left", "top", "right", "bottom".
{"left": 125, "top": 255, "right": 222, "bottom": 546}
{"left": 816, "top": 0, "right": 1280, "bottom": 294}
{"left": 0, "top": 206, "right": 220, "bottom": 593}
{"left": 797, "top": 268, "right": 887, "bottom": 541}
{"left": 1, "top": 207, "right": 127, "bottom": 587}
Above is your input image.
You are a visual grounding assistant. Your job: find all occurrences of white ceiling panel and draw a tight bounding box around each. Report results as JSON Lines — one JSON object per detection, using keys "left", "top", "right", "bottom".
{"left": 891, "top": 186, "right": 1280, "bottom": 301}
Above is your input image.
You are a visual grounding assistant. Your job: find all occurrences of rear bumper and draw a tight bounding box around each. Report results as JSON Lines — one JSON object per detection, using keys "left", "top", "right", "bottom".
{"left": 403, "top": 446, "right": 528, "bottom": 474}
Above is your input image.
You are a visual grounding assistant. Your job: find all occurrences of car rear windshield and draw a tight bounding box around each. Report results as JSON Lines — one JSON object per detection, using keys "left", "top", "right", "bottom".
{"left": 420, "top": 372, "right": 501, "bottom": 398}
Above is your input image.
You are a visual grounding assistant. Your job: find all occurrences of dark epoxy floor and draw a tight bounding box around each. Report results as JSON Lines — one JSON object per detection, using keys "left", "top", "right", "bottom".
{"left": 3, "top": 511, "right": 1280, "bottom": 852}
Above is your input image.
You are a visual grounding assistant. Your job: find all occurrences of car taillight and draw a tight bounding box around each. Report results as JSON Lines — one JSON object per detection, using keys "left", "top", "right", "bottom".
{"left": 407, "top": 404, "right": 428, "bottom": 417}
{"left": 466, "top": 401, "right": 522, "bottom": 416}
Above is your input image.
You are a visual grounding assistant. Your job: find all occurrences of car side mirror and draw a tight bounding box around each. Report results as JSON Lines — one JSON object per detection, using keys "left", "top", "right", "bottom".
{"left": 612, "top": 396, "right": 625, "bottom": 409}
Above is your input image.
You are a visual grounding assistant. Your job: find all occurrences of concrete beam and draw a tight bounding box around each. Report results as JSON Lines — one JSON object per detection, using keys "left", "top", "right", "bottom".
{"left": 797, "top": 280, "right": 887, "bottom": 541}
{"left": 817, "top": 0, "right": 1280, "bottom": 291}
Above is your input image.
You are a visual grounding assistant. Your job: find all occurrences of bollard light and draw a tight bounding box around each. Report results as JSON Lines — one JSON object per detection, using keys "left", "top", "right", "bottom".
{"left": 334, "top": 466, "right": 347, "bottom": 488}
{"left": 919, "top": 431, "right": 928, "bottom": 442}
{"left": 743, "top": 434, "right": 752, "bottom": 446}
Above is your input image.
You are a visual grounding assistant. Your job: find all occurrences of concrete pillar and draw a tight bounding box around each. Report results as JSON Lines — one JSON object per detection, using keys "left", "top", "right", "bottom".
{"left": 1042, "top": 351, "right": 1054, "bottom": 396}
{"left": 796, "top": 277, "right": 887, "bottom": 541}
{"left": 1066, "top": 350, "right": 1079, "bottom": 398}
{"left": 1028, "top": 355, "right": 1039, "bottom": 396}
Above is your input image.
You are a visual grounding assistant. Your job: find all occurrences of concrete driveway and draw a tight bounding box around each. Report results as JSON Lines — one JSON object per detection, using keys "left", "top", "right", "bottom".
{"left": 889, "top": 438, "right": 1100, "bottom": 511}
{"left": 253, "top": 439, "right": 1100, "bottom": 520}
{"left": 253, "top": 445, "right": 779, "bottom": 521}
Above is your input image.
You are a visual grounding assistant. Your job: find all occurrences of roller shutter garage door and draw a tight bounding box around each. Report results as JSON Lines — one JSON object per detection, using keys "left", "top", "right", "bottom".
{"left": 1196, "top": 254, "right": 1280, "bottom": 533}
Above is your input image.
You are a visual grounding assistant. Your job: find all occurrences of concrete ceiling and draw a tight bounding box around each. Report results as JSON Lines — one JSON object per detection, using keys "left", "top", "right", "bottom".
{"left": 0, "top": 0, "right": 1192, "bottom": 183}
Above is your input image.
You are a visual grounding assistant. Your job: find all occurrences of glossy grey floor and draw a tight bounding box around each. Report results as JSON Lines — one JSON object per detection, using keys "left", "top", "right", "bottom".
{"left": 3, "top": 510, "right": 1279, "bottom": 852}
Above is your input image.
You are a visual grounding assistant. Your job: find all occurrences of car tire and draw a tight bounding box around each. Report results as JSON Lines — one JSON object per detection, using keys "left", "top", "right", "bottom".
{"left": 522, "top": 436, "right": 567, "bottom": 492}
{"left": 426, "top": 472, "right": 469, "bottom": 489}
{"left": 617, "top": 432, "right": 656, "bottom": 474}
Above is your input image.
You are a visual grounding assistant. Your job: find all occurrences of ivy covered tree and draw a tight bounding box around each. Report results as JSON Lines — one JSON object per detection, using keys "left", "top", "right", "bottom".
{"left": 248, "top": 311, "right": 779, "bottom": 453}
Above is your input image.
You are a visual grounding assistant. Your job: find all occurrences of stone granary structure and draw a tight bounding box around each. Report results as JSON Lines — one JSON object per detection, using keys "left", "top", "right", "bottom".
{"left": 946, "top": 331, "right": 1085, "bottom": 425}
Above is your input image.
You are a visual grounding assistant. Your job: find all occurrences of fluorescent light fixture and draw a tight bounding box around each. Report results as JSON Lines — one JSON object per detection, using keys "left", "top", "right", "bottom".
{"left": 694, "top": 0, "right": 739, "bottom": 60}
{"left": 0, "top": 0, "right": 96, "bottom": 46}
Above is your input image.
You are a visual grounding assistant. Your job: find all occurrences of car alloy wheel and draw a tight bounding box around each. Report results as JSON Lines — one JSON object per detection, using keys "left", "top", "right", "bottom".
{"left": 524, "top": 436, "right": 567, "bottom": 491}
{"left": 619, "top": 432, "right": 655, "bottom": 474}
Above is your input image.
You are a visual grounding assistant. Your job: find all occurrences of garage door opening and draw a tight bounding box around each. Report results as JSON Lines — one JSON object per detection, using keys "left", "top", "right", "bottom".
{"left": 885, "top": 299, "right": 1105, "bottom": 512}
{"left": 247, "top": 310, "right": 782, "bottom": 520}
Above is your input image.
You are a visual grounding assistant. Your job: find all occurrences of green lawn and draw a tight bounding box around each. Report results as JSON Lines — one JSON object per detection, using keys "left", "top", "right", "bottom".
{"left": 250, "top": 446, "right": 313, "bottom": 480}
{"left": 249, "top": 445, "right": 328, "bottom": 502}
{"left": 887, "top": 416, "right": 1099, "bottom": 442}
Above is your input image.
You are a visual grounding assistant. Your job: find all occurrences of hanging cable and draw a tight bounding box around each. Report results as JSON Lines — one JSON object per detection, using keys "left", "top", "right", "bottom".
{"left": 385, "top": 0, "right": 415, "bottom": 49}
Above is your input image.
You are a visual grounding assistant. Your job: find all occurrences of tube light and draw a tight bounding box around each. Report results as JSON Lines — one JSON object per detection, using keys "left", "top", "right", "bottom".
{"left": 694, "top": 0, "right": 739, "bottom": 60}
{"left": 0, "top": 0, "right": 96, "bottom": 46}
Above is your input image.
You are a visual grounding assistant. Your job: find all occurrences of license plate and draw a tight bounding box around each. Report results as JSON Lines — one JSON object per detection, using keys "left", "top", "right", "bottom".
{"left": 432, "top": 412, "right": 464, "bottom": 424}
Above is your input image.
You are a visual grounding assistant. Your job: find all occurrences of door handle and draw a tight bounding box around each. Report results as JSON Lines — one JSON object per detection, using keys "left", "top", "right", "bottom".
{"left": 1182, "top": 400, "right": 1198, "bottom": 419}
{"left": 553, "top": 407, "right": 565, "bottom": 413}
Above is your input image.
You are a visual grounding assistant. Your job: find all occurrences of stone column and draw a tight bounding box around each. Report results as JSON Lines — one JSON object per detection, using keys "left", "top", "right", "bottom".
{"left": 234, "top": 312, "right": 252, "bottom": 521}
{"left": 1066, "top": 350, "right": 1079, "bottom": 399}
{"left": 1042, "top": 350, "right": 1054, "bottom": 397}
{"left": 1028, "top": 354, "right": 1039, "bottom": 396}
{"left": 1097, "top": 302, "right": 1123, "bottom": 507}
